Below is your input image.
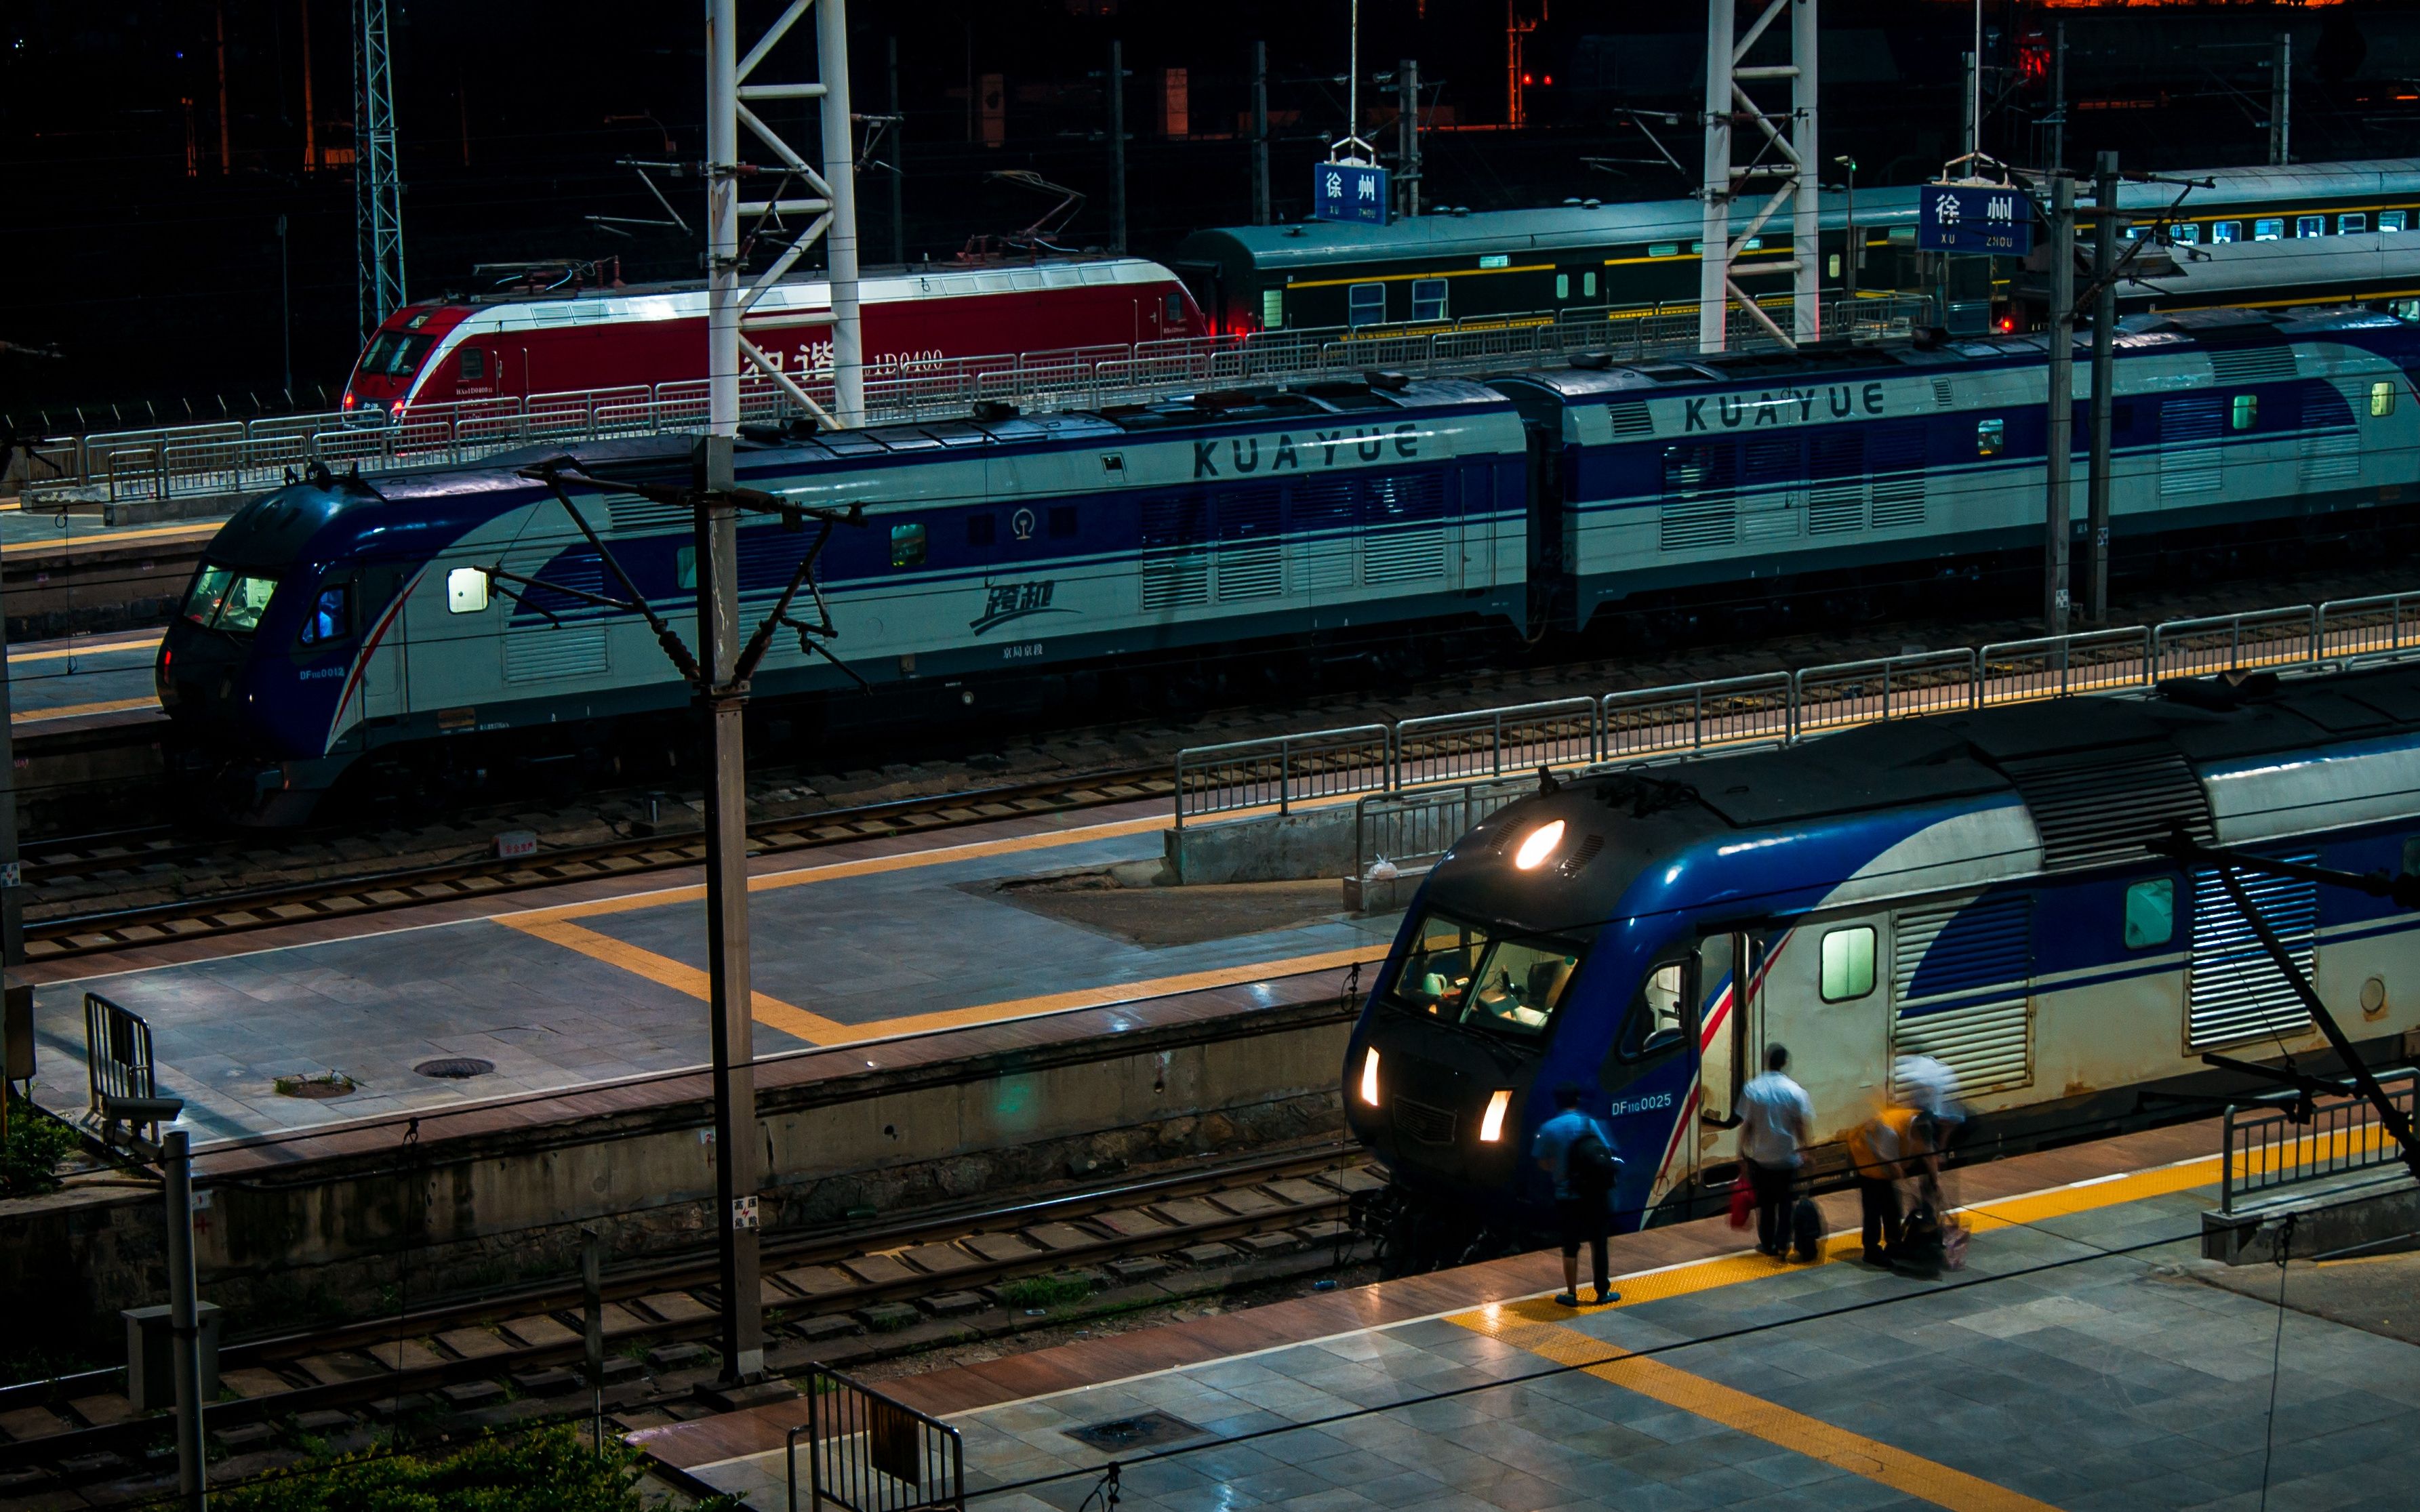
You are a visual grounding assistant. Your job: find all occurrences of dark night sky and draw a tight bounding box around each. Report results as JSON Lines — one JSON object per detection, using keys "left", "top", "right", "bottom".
{"left": 4, "top": 1, "right": 2415, "bottom": 423}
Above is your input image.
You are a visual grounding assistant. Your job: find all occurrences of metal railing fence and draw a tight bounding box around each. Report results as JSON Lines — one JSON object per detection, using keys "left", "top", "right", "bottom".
{"left": 19, "top": 292, "right": 1932, "bottom": 505}
{"left": 1179, "top": 591, "right": 2420, "bottom": 827}
{"left": 1393, "top": 697, "right": 1601, "bottom": 789}
{"left": 789, "top": 1365, "right": 963, "bottom": 1512}
{"left": 1354, "top": 777, "right": 1538, "bottom": 878}
{"left": 2221, "top": 1067, "right": 2419, "bottom": 1214}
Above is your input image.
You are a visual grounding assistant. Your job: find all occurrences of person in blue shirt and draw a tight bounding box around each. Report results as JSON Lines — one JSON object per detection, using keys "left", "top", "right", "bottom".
{"left": 1531, "top": 1082, "right": 1621, "bottom": 1307}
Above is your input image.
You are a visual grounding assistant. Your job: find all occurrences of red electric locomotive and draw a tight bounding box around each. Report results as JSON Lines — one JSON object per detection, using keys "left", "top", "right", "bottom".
{"left": 342, "top": 256, "right": 1207, "bottom": 415}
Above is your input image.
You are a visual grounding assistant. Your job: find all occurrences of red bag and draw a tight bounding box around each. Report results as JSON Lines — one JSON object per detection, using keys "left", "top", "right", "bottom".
{"left": 1727, "top": 1182, "right": 1754, "bottom": 1230}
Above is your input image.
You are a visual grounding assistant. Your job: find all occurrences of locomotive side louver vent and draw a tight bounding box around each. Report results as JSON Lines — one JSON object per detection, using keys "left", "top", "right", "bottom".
{"left": 1557, "top": 834, "right": 1605, "bottom": 877}
{"left": 1605, "top": 401, "right": 1654, "bottom": 437}
{"left": 2208, "top": 346, "right": 2297, "bottom": 386}
{"left": 1996, "top": 743, "right": 2213, "bottom": 872}
{"left": 605, "top": 493, "right": 691, "bottom": 534}
{"left": 1892, "top": 892, "right": 2034, "bottom": 1097}
{"left": 1930, "top": 379, "right": 1956, "bottom": 409}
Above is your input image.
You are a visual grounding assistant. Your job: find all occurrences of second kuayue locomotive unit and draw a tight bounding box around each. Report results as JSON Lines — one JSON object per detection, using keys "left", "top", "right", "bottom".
{"left": 1344, "top": 659, "right": 2420, "bottom": 1248}
{"left": 163, "top": 304, "right": 2420, "bottom": 820}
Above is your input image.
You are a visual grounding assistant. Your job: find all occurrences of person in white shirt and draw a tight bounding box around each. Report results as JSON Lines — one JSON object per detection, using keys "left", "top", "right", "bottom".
{"left": 1736, "top": 1043, "right": 1815, "bottom": 1259}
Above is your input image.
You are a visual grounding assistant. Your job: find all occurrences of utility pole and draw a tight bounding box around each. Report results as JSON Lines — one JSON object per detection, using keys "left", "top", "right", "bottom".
{"left": 2044, "top": 171, "right": 2074, "bottom": 635}
{"left": 888, "top": 35, "right": 906, "bottom": 264}
{"left": 702, "top": 0, "right": 761, "bottom": 1389}
{"left": 216, "top": 1, "right": 233, "bottom": 173}
{"left": 818, "top": 0, "right": 863, "bottom": 425}
{"left": 299, "top": 0, "right": 318, "bottom": 172}
{"left": 1960, "top": 50, "right": 1977, "bottom": 163}
{"left": 165, "top": 1131, "right": 206, "bottom": 1511}
{"left": 1699, "top": 0, "right": 1819, "bottom": 354}
{"left": 278, "top": 215, "right": 294, "bottom": 400}
{"left": 1834, "top": 155, "right": 1856, "bottom": 304}
{"left": 1251, "top": 41, "right": 1271, "bottom": 225}
{"left": 2086, "top": 151, "right": 2118, "bottom": 624}
{"left": 2048, "top": 22, "right": 2066, "bottom": 173}
{"left": 1398, "top": 59, "right": 1421, "bottom": 220}
{"left": 353, "top": 0, "right": 405, "bottom": 338}
{"left": 0, "top": 535, "right": 20, "bottom": 975}
{"left": 1108, "top": 41, "right": 1128, "bottom": 255}
{"left": 700, "top": 0, "right": 867, "bottom": 1385}
{"left": 2270, "top": 33, "right": 2291, "bottom": 166}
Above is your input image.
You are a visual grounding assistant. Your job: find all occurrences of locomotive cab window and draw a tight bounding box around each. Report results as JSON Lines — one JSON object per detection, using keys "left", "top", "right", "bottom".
{"left": 2232, "top": 394, "right": 2259, "bottom": 430}
{"left": 1411, "top": 278, "right": 1448, "bottom": 322}
{"left": 1163, "top": 291, "right": 1184, "bottom": 325}
{"left": 1819, "top": 925, "right": 1876, "bottom": 1002}
{"left": 458, "top": 347, "right": 487, "bottom": 382}
{"left": 1617, "top": 961, "right": 1688, "bottom": 1060}
{"left": 298, "top": 584, "right": 350, "bottom": 645}
{"left": 1975, "top": 418, "right": 2004, "bottom": 457}
{"left": 889, "top": 522, "right": 927, "bottom": 568}
{"left": 2123, "top": 878, "right": 2175, "bottom": 950}
{"left": 1389, "top": 908, "right": 1582, "bottom": 1038}
{"left": 1260, "top": 288, "right": 1285, "bottom": 329}
{"left": 1347, "top": 282, "right": 1387, "bottom": 328}
{"left": 182, "top": 566, "right": 280, "bottom": 634}
{"left": 446, "top": 567, "right": 489, "bottom": 614}
{"left": 2373, "top": 381, "right": 2397, "bottom": 417}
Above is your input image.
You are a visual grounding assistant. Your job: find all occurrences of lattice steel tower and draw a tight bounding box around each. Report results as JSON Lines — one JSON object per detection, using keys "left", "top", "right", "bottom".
{"left": 355, "top": 0, "right": 406, "bottom": 338}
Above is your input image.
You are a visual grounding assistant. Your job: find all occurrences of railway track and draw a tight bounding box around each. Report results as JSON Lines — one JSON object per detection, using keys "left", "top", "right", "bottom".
{"left": 0, "top": 1142, "right": 1375, "bottom": 1482}
{"left": 24, "top": 765, "right": 1175, "bottom": 962}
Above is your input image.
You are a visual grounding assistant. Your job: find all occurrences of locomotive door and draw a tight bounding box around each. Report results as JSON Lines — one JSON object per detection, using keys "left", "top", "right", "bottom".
{"left": 1692, "top": 928, "right": 1765, "bottom": 1188}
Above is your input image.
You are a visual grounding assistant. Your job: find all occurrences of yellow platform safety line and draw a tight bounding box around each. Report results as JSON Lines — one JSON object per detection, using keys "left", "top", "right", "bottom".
{"left": 9, "top": 630, "right": 163, "bottom": 663}
{"left": 1440, "top": 1153, "right": 2255, "bottom": 1511}
{"left": 13, "top": 696, "right": 159, "bottom": 725}
{"left": 498, "top": 910, "right": 1392, "bottom": 1048}
{"left": 1, "top": 521, "right": 221, "bottom": 556}
{"left": 1454, "top": 1310, "right": 2065, "bottom": 1512}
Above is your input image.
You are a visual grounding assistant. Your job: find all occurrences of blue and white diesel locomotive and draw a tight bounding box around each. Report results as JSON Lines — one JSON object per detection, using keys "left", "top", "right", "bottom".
{"left": 159, "top": 379, "right": 1530, "bottom": 820}
{"left": 161, "top": 305, "right": 2420, "bottom": 819}
{"left": 1344, "top": 660, "right": 2420, "bottom": 1242}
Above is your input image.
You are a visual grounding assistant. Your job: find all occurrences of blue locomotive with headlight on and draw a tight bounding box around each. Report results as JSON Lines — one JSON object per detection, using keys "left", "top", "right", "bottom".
{"left": 159, "top": 304, "right": 2420, "bottom": 821}
{"left": 1344, "top": 660, "right": 2420, "bottom": 1261}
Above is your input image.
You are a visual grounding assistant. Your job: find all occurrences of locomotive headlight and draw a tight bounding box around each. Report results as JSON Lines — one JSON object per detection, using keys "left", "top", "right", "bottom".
{"left": 1513, "top": 818, "right": 1567, "bottom": 871}
{"left": 1358, "top": 1047, "right": 1381, "bottom": 1107}
{"left": 1478, "top": 1088, "right": 1512, "bottom": 1143}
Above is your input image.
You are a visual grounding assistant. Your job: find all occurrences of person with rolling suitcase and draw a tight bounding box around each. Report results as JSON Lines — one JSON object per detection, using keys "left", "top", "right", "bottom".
{"left": 1736, "top": 1044, "right": 1815, "bottom": 1261}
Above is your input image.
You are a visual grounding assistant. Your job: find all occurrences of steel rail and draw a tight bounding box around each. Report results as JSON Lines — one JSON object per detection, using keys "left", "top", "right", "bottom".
{"left": 26, "top": 764, "right": 1173, "bottom": 959}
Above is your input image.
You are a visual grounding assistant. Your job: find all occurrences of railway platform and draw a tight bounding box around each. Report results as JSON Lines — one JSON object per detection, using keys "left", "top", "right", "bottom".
{"left": 24, "top": 791, "right": 1392, "bottom": 1148}
{"left": 640, "top": 1120, "right": 2420, "bottom": 1512}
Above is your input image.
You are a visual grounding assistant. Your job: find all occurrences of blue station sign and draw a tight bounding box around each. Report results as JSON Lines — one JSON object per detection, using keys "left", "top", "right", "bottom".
{"left": 1918, "top": 183, "right": 2034, "bottom": 256}
{"left": 1313, "top": 161, "right": 1389, "bottom": 226}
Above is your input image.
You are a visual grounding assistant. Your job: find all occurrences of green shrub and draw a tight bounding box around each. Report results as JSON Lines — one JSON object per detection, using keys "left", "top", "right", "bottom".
{"left": 215, "top": 1425, "right": 746, "bottom": 1512}
{"left": 1, "top": 1092, "right": 77, "bottom": 1200}
{"left": 996, "top": 1272, "right": 1093, "bottom": 1311}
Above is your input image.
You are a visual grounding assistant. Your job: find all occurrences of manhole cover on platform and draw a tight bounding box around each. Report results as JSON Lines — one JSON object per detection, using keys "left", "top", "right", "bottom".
{"left": 414, "top": 1057, "right": 496, "bottom": 1080}
{"left": 1062, "top": 1411, "right": 1202, "bottom": 1452}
